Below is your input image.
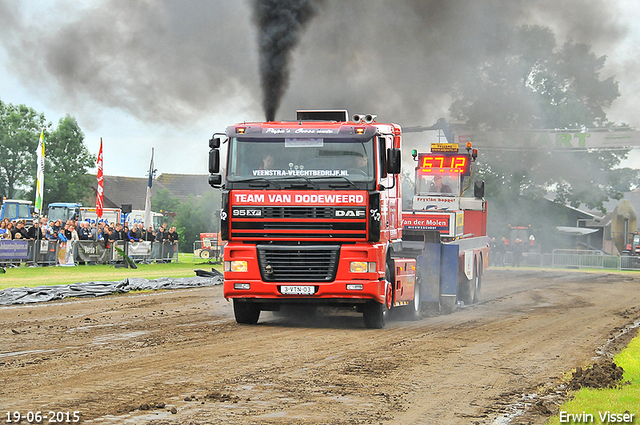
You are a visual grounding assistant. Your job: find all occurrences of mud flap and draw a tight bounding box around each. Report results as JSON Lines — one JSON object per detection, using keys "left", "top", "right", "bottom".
{"left": 415, "top": 242, "right": 441, "bottom": 303}
{"left": 440, "top": 244, "right": 459, "bottom": 299}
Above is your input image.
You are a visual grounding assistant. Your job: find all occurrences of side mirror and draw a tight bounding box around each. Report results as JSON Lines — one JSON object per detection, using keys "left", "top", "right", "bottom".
{"left": 209, "top": 174, "right": 222, "bottom": 188}
{"left": 474, "top": 180, "right": 485, "bottom": 198}
{"left": 209, "top": 137, "right": 221, "bottom": 149}
{"left": 387, "top": 148, "right": 401, "bottom": 175}
{"left": 209, "top": 149, "right": 220, "bottom": 174}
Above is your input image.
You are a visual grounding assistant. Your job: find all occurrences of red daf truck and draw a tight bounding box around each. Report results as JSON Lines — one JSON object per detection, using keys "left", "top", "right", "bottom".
{"left": 208, "top": 110, "right": 489, "bottom": 328}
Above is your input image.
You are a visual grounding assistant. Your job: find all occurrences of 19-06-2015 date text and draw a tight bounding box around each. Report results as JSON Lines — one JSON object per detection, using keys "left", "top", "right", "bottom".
{"left": 5, "top": 411, "right": 81, "bottom": 423}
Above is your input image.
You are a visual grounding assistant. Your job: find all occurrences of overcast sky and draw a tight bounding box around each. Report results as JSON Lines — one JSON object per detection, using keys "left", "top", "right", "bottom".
{"left": 1, "top": 0, "right": 640, "bottom": 179}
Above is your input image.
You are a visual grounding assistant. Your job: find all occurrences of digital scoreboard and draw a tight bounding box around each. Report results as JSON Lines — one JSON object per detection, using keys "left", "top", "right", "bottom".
{"left": 418, "top": 154, "right": 471, "bottom": 175}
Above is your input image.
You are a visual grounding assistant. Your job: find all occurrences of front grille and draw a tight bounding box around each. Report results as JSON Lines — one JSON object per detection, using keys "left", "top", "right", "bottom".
{"left": 233, "top": 222, "right": 365, "bottom": 231}
{"left": 257, "top": 245, "right": 340, "bottom": 282}
{"left": 263, "top": 207, "right": 333, "bottom": 219}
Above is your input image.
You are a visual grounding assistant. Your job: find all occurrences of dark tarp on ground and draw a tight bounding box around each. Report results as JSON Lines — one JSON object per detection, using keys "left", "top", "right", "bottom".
{"left": 0, "top": 269, "right": 223, "bottom": 306}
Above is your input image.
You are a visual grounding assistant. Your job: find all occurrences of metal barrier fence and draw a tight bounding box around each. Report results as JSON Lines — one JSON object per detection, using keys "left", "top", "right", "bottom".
{"left": 192, "top": 240, "right": 224, "bottom": 262}
{"left": 0, "top": 240, "right": 179, "bottom": 266}
{"left": 498, "top": 249, "right": 639, "bottom": 271}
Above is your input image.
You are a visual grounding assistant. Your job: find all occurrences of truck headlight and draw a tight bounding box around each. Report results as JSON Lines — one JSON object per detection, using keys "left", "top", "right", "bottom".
{"left": 350, "top": 261, "right": 376, "bottom": 273}
{"left": 225, "top": 260, "right": 248, "bottom": 272}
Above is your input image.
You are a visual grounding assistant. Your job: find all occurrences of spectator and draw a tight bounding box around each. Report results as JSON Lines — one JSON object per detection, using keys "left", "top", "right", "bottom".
{"left": 129, "top": 223, "right": 142, "bottom": 241}
{"left": 45, "top": 221, "right": 56, "bottom": 239}
{"left": 64, "top": 221, "right": 73, "bottom": 240}
{"left": 11, "top": 220, "right": 29, "bottom": 240}
{"left": 104, "top": 226, "right": 115, "bottom": 243}
{"left": 56, "top": 225, "right": 67, "bottom": 242}
{"left": 39, "top": 217, "right": 50, "bottom": 238}
{"left": 0, "top": 218, "right": 10, "bottom": 239}
{"left": 114, "top": 223, "right": 125, "bottom": 241}
{"left": 65, "top": 223, "right": 79, "bottom": 266}
{"left": 143, "top": 226, "right": 158, "bottom": 263}
{"left": 496, "top": 237, "right": 506, "bottom": 267}
{"left": 68, "top": 224, "right": 79, "bottom": 241}
{"left": 27, "top": 220, "right": 43, "bottom": 240}
{"left": 122, "top": 224, "right": 130, "bottom": 241}
{"left": 167, "top": 226, "right": 179, "bottom": 261}
{"left": 141, "top": 225, "right": 155, "bottom": 242}
{"left": 78, "top": 221, "right": 91, "bottom": 240}
{"left": 489, "top": 237, "right": 496, "bottom": 267}
{"left": 156, "top": 224, "right": 168, "bottom": 262}
{"left": 5, "top": 221, "right": 15, "bottom": 239}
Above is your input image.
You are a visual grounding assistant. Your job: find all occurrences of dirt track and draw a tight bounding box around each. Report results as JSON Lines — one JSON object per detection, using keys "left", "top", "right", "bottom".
{"left": 2, "top": 268, "right": 640, "bottom": 424}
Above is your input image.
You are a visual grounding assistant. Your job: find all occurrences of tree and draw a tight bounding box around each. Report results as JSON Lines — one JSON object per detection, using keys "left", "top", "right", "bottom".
{"left": 448, "top": 25, "right": 638, "bottom": 240}
{"left": 450, "top": 26, "right": 620, "bottom": 131}
{"left": 0, "top": 100, "right": 47, "bottom": 198}
{"left": 39, "top": 115, "right": 96, "bottom": 203}
{"left": 151, "top": 187, "right": 181, "bottom": 220}
{"left": 174, "top": 191, "right": 221, "bottom": 252}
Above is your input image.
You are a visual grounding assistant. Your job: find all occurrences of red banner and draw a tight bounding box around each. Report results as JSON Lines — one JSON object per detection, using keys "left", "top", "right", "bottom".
{"left": 96, "top": 138, "right": 104, "bottom": 218}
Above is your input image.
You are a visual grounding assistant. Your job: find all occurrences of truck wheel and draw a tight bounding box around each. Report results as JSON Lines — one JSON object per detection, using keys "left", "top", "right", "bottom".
{"left": 233, "top": 299, "right": 260, "bottom": 324}
{"left": 459, "top": 261, "right": 477, "bottom": 305}
{"left": 408, "top": 275, "right": 422, "bottom": 320}
{"left": 199, "top": 249, "right": 212, "bottom": 259}
{"left": 363, "top": 280, "right": 391, "bottom": 328}
{"left": 473, "top": 260, "right": 483, "bottom": 303}
{"left": 439, "top": 295, "right": 456, "bottom": 314}
{"left": 363, "top": 301, "right": 387, "bottom": 328}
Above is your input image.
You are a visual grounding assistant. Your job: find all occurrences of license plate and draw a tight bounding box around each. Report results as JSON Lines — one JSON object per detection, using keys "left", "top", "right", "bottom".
{"left": 280, "top": 285, "right": 315, "bottom": 295}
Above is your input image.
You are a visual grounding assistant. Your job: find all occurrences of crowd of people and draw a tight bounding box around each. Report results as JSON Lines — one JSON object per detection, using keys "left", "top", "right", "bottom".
{"left": 1, "top": 217, "right": 178, "bottom": 244}
{"left": 489, "top": 236, "right": 525, "bottom": 267}
{"left": 1, "top": 216, "right": 179, "bottom": 265}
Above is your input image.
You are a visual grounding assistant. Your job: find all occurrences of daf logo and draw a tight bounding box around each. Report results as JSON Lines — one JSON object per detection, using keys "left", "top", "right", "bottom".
{"left": 335, "top": 209, "right": 365, "bottom": 218}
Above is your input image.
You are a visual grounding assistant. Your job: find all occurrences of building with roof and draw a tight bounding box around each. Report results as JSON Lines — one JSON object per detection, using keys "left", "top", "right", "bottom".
{"left": 85, "top": 173, "right": 211, "bottom": 211}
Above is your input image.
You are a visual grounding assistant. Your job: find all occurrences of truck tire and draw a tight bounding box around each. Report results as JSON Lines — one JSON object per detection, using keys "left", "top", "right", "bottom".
{"left": 473, "top": 259, "right": 483, "bottom": 303}
{"left": 233, "top": 299, "right": 260, "bottom": 324}
{"left": 407, "top": 274, "right": 422, "bottom": 320}
{"left": 363, "top": 301, "right": 387, "bottom": 328}
{"left": 199, "top": 249, "right": 212, "bottom": 259}
{"left": 459, "top": 260, "right": 477, "bottom": 305}
{"left": 363, "top": 280, "right": 392, "bottom": 328}
{"left": 439, "top": 295, "right": 456, "bottom": 314}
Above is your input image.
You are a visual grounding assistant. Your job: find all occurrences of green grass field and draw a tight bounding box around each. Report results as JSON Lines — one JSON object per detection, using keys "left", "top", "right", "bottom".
{"left": 546, "top": 334, "right": 640, "bottom": 424}
{"left": 0, "top": 254, "right": 223, "bottom": 290}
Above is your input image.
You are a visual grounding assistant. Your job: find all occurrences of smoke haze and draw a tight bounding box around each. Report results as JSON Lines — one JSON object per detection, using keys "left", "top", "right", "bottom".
{"left": 0, "top": 0, "right": 630, "bottom": 127}
{"left": 252, "top": 0, "right": 325, "bottom": 121}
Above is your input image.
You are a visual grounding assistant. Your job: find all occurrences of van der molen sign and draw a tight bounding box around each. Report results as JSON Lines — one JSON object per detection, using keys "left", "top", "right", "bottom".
{"left": 455, "top": 129, "right": 640, "bottom": 149}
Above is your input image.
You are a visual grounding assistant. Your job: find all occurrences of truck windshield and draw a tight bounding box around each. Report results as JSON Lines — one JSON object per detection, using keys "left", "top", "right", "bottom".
{"left": 47, "top": 207, "right": 69, "bottom": 222}
{"left": 415, "top": 171, "right": 460, "bottom": 196}
{"left": 227, "top": 137, "right": 375, "bottom": 182}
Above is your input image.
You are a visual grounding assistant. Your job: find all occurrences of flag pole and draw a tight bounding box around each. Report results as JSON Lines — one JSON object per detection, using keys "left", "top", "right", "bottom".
{"left": 144, "top": 148, "right": 154, "bottom": 230}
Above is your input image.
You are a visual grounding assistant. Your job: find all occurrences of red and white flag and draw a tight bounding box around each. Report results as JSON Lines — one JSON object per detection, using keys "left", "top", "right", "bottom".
{"left": 96, "top": 138, "right": 104, "bottom": 219}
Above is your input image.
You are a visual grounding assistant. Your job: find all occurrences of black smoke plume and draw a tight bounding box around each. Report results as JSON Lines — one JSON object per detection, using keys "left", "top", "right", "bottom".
{"left": 252, "top": 0, "right": 324, "bottom": 121}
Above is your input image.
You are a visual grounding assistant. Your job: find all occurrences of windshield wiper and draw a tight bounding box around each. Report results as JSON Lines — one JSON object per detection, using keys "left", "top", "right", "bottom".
{"left": 307, "top": 175, "right": 359, "bottom": 189}
{"left": 275, "top": 175, "right": 321, "bottom": 189}
{"left": 232, "top": 177, "right": 281, "bottom": 189}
